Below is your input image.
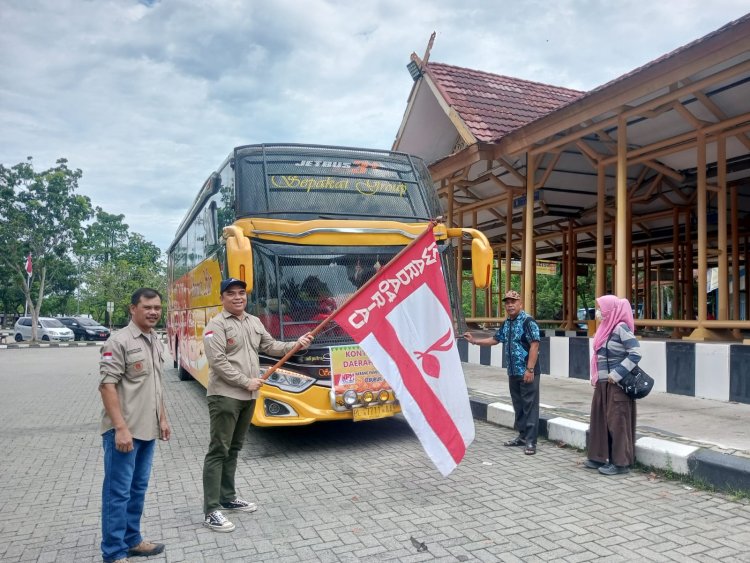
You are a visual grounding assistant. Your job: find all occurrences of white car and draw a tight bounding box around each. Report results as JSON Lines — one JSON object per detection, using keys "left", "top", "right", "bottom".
{"left": 14, "top": 317, "right": 75, "bottom": 342}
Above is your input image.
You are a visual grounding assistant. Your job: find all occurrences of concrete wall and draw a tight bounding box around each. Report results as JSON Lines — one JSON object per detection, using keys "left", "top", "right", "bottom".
{"left": 458, "top": 333, "right": 750, "bottom": 404}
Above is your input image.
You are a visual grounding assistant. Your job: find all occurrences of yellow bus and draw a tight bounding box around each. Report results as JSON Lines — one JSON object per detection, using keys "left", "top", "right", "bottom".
{"left": 167, "top": 144, "right": 491, "bottom": 426}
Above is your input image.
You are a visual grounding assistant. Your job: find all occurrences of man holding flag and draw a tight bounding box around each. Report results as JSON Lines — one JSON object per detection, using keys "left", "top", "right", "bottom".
{"left": 201, "top": 278, "right": 313, "bottom": 532}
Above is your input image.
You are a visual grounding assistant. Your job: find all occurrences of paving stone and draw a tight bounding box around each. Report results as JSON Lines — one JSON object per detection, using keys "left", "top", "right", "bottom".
{"left": 2, "top": 347, "right": 750, "bottom": 562}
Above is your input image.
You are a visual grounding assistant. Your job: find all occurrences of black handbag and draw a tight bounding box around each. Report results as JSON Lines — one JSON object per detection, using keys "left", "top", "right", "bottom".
{"left": 617, "top": 365, "right": 654, "bottom": 399}
{"left": 604, "top": 333, "right": 654, "bottom": 400}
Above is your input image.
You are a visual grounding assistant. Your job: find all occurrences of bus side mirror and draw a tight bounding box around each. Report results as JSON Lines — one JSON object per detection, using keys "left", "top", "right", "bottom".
{"left": 444, "top": 227, "right": 493, "bottom": 289}
{"left": 223, "top": 225, "right": 254, "bottom": 293}
{"left": 471, "top": 236, "right": 492, "bottom": 289}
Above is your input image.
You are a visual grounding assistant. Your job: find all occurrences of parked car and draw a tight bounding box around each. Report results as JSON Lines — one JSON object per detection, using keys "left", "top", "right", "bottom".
{"left": 14, "top": 317, "right": 75, "bottom": 342}
{"left": 577, "top": 307, "right": 596, "bottom": 330}
{"left": 58, "top": 317, "right": 111, "bottom": 341}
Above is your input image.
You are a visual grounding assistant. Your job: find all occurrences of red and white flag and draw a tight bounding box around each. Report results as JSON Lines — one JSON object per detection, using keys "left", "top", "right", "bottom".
{"left": 25, "top": 254, "right": 32, "bottom": 276}
{"left": 332, "top": 229, "right": 474, "bottom": 476}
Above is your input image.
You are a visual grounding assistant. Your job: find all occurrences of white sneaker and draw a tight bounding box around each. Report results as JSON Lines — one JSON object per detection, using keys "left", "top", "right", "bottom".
{"left": 204, "top": 510, "right": 235, "bottom": 532}
{"left": 221, "top": 497, "right": 258, "bottom": 512}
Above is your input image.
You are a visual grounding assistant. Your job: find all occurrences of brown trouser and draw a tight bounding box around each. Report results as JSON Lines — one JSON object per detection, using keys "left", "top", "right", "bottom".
{"left": 588, "top": 381, "right": 636, "bottom": 466}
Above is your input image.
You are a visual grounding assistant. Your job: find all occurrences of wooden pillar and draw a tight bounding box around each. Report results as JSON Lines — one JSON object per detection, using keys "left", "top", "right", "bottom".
{"left": 524, "top": 152, "right": 536, "bottom": 305}
{"left": 532, "top": 239, "right": 538, "bottom": 318}
{"left": 696, "top": 132, "right": 708, "bottom": 322}
{"left": 627, "top": 192, "right": 633, "bottom": 304}
{"left": 457, "top": 207, "right": 464, "bottom": 315}
{"left": 685, "top": 209, "right": 694, "bottom": 320}
{"left": 615, "top": 116, "right": 628, "bottom": 297}
{"left": 447, "top": 184, "right": 459, "bottom": 301}
{"left": 569, "top": 223, "right": 577, "bottom": 324}
{"left": 645, "top": 245, "right": 652, "bottom": 319}
{"left": 687, "top": 132, "right": 709, "bottom": 340}
{"left": 470, "top": 211, "right": 477, "bottom": 317}
{"left": 495, "top": 246, "right": 501, "bottom": 317}
{"left": 561, "top": 232, "right": 568, "bottom": 325}
{"left": 596, "top": 164, "right": 606, "bottom": 299}
{"left": 673, "top": 208, "right": 680, "bottom": 320}
{"left": 656, "top": 265, "right": 662, "bottom": 320}
{"left": 505, "top": 193, "right": 512, "bottom": 296}
{"left": 717, "top": 136, "right": 728, "bottom": 321}
{"left": 732, "top": 184, "right": 740, "bottom": 320}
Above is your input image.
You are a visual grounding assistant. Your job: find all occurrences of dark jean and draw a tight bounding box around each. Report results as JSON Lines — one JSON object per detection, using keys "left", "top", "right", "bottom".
{"left": 101, "top": 429, "right": 155, "bottom": 562}
{"left": 203, "top": 395, "right": 254, "bottom": 514}
{"left": 508, "top": 372, "right": 540, "bottom": 445}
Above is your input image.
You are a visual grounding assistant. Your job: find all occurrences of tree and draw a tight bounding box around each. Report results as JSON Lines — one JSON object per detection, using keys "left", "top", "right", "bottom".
{"left": 79, "top": 225, "right": 166, "bottom": 326}
{"left": 0, "top": 158, "right": 92, "bottom": 340}
{"left": 0, "top": 266, "right": 24, "bottom": 327}
{"left": 78, "top": 207, "right": 130, "bottom": 266}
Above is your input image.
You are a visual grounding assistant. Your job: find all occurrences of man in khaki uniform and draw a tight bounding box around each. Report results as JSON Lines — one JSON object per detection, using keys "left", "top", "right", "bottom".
{"left": 99, "top": 288, "right": 170, "bottom": 563}
{"left": 202, "top": 278, "right": 313, "bottom": 532}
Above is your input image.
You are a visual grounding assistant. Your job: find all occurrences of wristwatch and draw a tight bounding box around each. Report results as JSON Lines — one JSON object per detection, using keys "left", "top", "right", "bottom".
{"left": 526, "top": 367, "right": 534, "bottom": 373}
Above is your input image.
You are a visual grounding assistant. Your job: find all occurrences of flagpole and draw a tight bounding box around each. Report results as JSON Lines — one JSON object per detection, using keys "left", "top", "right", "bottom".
{"left": 262, "top": 218, "right": 440, "bottom": 380}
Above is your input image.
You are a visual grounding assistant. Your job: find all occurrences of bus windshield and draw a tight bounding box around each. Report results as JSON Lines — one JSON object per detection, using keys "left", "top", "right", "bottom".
{"left": 235, "top": 145, "right": 437, "bottom": 221}
{"left": 251, "top": 243, "right": 394, "bottom": 343}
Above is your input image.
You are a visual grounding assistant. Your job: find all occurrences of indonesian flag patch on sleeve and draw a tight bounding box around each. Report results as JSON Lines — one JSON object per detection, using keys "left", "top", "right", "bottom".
{"left": 204, "top": 330, "right": 214, "bottom": 338}
{"left": 102, "top": 351, "right": 114, "bottom": 362}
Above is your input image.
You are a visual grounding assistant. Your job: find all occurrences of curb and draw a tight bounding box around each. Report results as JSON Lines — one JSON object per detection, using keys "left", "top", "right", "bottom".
{"left": 0, "top": 341, "right": 105, "bottom": 349}
{"left": 470, "top": 396, "right": 750, "bottom": 494}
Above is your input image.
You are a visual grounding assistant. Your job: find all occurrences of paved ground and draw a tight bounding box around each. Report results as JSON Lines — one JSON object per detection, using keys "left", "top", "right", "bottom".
{"left": 1, "top": 347, "right": 750, "bottom": 562}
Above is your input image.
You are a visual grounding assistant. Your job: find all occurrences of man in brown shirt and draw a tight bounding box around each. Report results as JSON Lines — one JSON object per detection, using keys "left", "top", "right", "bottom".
{"left": 202, "top": 278, "right": 313, "bottom": 532}
{"left": 99, "top": 288, "right": 170, "bottom": 563}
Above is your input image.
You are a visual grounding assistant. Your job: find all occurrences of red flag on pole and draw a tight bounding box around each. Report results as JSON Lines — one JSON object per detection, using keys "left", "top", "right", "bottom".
{"left": 331, "top": 228, "right": 475, "bottom": 476}
{"left": 25, "top": 254, "right": 32, "bottom": 276}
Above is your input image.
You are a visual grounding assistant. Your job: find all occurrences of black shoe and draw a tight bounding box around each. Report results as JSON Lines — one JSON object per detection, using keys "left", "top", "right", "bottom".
{"left": 503, "top": 437, "right": 525, "bottom": 447}
{"left": 220, "top": 497, "right": 258, "bottom": 512}
{"left": 524, "top": 443, "right": 536, "bottom": 455}
{"left": 583, "top": 459, "right": 605, "bottom": 469}
{"left": 598, "top": 463, "right": 630, "bottom": 475}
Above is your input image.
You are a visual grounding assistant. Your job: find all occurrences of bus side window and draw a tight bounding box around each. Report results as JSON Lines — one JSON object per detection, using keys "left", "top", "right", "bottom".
{"left": 206, "top": 202, "right": 218, "bottom": 249}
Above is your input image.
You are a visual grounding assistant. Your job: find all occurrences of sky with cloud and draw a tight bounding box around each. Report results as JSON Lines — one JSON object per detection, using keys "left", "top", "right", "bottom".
{"left": 2, "top": 0, "right": 748, "bottom": 251}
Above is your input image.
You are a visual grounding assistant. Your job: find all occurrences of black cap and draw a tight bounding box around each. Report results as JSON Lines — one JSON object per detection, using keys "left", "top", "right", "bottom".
{"left": 220, "top": 278, "right": 247, "bottom": 294}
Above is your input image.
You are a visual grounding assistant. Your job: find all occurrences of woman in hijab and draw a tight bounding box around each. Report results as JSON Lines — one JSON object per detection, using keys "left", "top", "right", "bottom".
{"left": 585, "top": 295, "right": 642, "bottom": 475}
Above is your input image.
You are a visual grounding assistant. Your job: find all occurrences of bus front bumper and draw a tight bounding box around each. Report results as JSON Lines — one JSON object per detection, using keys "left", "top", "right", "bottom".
{"left": 251, "top": 384, "right": 401, "bottom": 427}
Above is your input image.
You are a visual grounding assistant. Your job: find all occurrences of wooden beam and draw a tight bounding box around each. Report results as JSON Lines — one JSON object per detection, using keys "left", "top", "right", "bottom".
{"left": 690, "top": 86, "right": 750, "bottom": 152}
{"left": 429, "top": 143, "right": 494, "bottom": 183}
{"left": 496, "top": 156, "right": 527, "bottom": 185}
{"left": 535, "top": 151, "right": 561, "bottom": 188}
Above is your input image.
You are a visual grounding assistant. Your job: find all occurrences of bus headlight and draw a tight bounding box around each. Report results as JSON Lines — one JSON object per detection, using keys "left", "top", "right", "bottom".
{"left": 343, "top": 390, "right": 358, "bottom": 406}
{"left": 362, "top": 390, "right": 374, "bottom": 404}
{"left": 264, "top": 368, "right": 316, "bottom": 393}
{"left": 378, "top": 390, "right": 390, "bottom": 403}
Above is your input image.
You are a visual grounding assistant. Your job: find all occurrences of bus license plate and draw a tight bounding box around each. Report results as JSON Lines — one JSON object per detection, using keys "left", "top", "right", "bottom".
{"left": 352, "top": 403, "right": 396, "bottom": 422}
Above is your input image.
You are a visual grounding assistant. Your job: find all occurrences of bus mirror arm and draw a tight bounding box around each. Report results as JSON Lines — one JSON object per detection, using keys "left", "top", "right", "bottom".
{"left": 223, "top": 225, "right": 254, "bottom": 293}
{"left": 446, "top": 227, "right": 493, "bottom": 290}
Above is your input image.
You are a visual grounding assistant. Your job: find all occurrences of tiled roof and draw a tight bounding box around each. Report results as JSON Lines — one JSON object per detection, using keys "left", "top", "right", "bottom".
{"left": 425, "top": 62, "right": 585, "bottom": 142}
